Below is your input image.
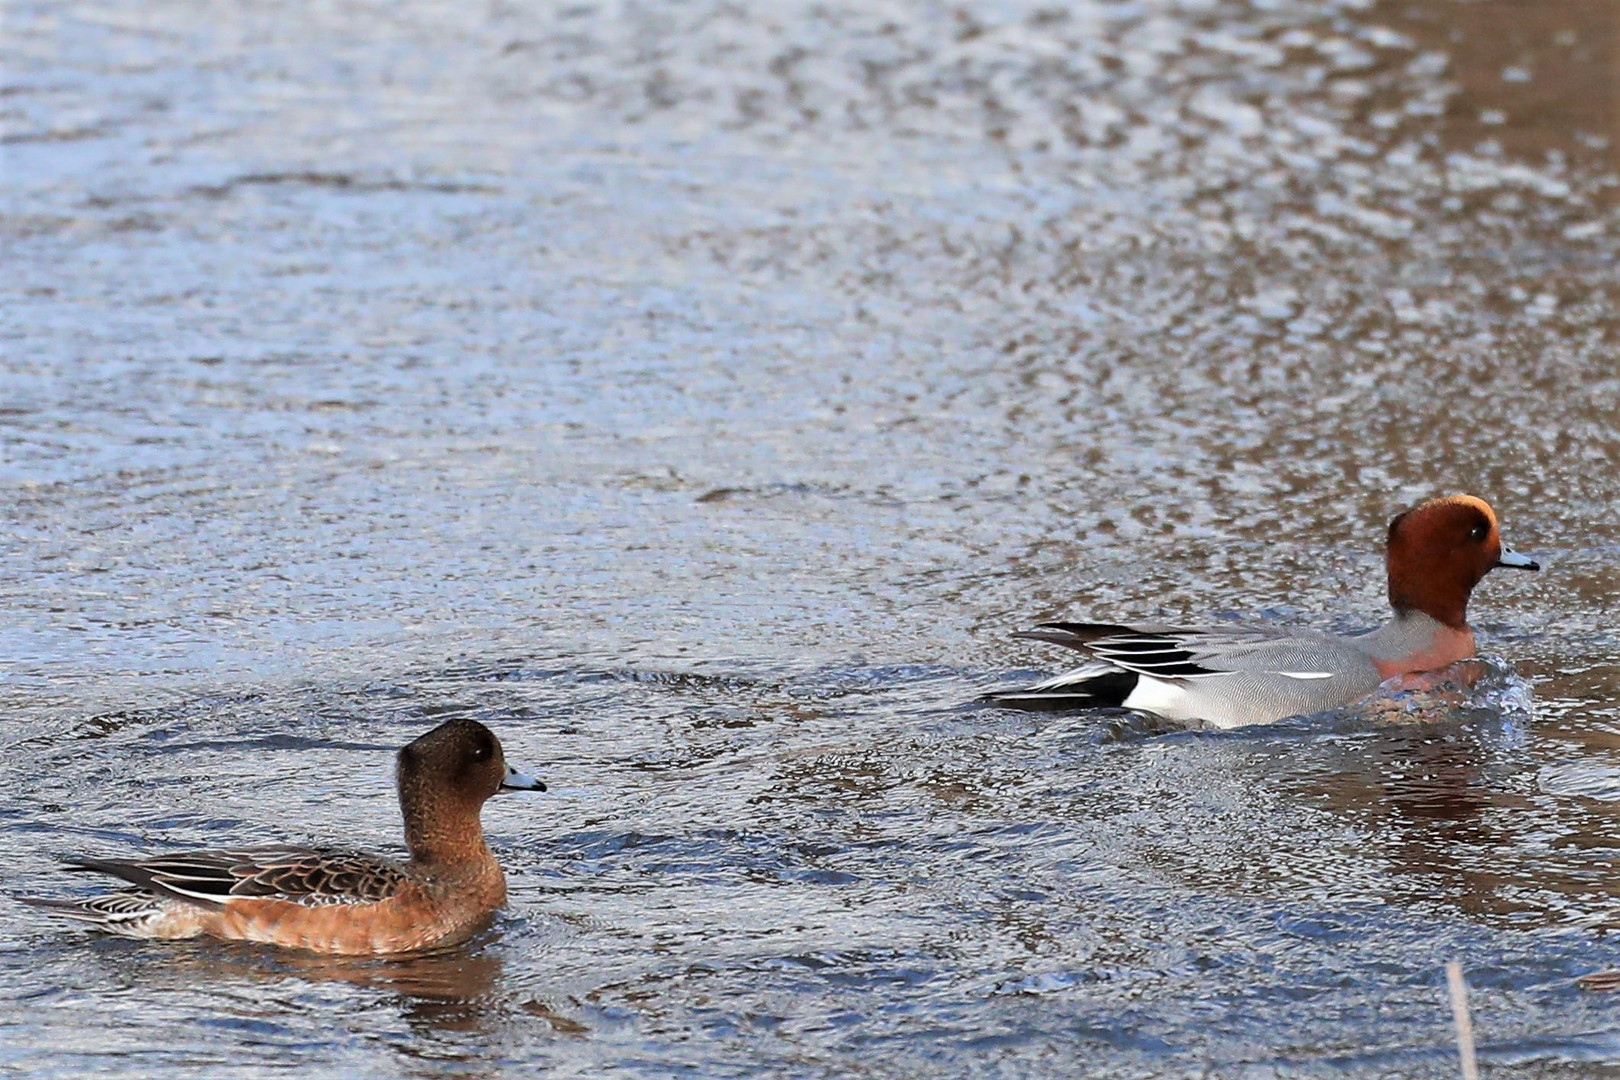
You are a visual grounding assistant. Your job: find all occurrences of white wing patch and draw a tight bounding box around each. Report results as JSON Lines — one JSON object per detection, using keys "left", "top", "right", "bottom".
{"left": 1272, "top": 671, "right": 1336, "bottom": 680}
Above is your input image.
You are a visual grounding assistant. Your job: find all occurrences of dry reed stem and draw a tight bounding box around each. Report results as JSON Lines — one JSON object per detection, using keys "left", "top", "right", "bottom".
{"left": 1446, "top": 960, "right": 1479, "bottom": 1080}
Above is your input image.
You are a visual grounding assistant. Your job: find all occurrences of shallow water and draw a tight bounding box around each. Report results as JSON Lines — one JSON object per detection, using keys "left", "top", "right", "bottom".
{"left": 3, "top": 0, "right": 1619, "bottom": 1076}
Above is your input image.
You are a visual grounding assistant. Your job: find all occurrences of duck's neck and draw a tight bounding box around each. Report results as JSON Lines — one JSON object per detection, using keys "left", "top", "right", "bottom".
{"left": 1387, "top": 555, "right": 1476, "bottom": 630}
{"left": 404, "top": 806, "right": 493, "bottom": 871}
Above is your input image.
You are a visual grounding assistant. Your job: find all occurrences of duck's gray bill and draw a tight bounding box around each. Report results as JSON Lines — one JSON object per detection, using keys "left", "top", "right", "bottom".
{"left": 1496, "top": 546, "right": 1540, "bottom": 571}
{"left": 499, "top": 767, "right": 546, "bottom": 793}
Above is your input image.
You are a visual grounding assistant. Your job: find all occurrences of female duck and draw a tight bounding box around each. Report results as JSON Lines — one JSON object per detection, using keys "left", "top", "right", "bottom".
{"left": 27, "top": 718, "right": 543, "bottom": 954}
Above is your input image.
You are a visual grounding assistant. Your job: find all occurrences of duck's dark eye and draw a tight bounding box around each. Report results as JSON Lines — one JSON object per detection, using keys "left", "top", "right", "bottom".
{"left": 470, "top": 742, "right": 491, "bottom": 761}
{"left": 1467, "top": 522, "right": 1489, "bottom": 542}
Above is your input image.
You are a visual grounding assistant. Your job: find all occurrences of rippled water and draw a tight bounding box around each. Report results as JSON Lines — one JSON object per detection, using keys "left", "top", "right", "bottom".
{"left": 4, "top": 0, "right": 1619, "bottom": 1076}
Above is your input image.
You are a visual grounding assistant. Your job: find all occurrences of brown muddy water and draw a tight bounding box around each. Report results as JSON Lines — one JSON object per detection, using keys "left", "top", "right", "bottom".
{"left": 2, "top": 1, "right": 1619, "bottom": 1076}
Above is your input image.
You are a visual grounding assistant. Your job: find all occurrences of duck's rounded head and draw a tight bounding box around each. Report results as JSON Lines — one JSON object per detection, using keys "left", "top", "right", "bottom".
{"left": 1385, "top": 494, "right": 1538, "bottom": 628}
{"left": 396, "top": 718, "right": 544, "bottom": 864}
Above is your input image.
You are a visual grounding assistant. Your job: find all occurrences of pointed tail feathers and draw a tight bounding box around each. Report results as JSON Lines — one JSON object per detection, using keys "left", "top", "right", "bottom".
{"left": 19, "top": 890, "right": 173, "bottom": 937}
{"left": 985, "top": 662, "right": 1139, "bottom": 711}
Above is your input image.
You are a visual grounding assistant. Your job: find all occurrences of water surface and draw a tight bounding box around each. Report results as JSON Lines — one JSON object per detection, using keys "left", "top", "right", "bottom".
{"left": 3, "top": 1, "right": 1620, "bottom": 1076}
